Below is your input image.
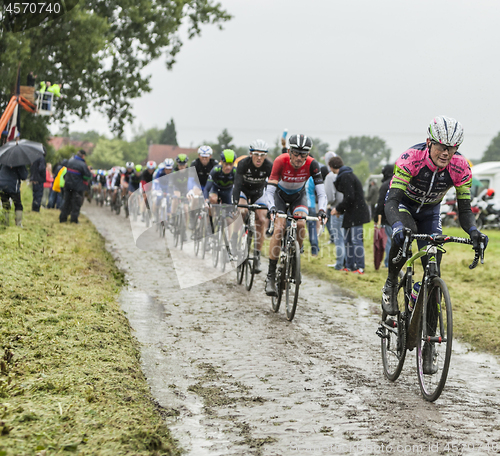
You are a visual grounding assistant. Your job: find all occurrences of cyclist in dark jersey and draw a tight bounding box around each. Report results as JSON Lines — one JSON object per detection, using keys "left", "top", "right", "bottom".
{"left": 232, "top": 139, "right": 273, "bottom": 273}
{"left": 204, "top": 149, "right": 236, "bottom": 205}
{"left": 189, "top": 145, "right": 217, "bottom": 192}
{"left": 128, "top": 165, "right": 143, "bottom": 194}
{"left": 264, "top": 134, "right": 327, "bottom": 296}
{"left": 140, "top": 160, "right": 156, "bottom": 219}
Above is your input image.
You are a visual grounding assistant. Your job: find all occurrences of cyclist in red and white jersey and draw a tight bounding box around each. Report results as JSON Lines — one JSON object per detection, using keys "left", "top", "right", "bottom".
{"left": 264, "top": 134, "right": 327, "bottom": 296}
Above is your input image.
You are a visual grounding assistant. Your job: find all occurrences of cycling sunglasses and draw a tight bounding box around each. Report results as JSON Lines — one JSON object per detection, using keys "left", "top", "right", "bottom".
{"left": 290, "top": 150, "right": 309, "bottom": 158}
{"left": 430, "top": 141, "right": 458, "bottom": 154}
{"left": 251, "top": 152, "right": 267, "bottom": 157}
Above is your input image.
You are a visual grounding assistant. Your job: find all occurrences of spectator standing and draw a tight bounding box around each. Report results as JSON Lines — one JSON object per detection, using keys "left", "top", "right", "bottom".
{"left": 373, "top": 164, "right": 395, "bottom": 269}
{"left": 30, "top": 151, "right": 46, "bottom": 212}
{"left": 0, "top": 164, "right": 28, "bottom": 226}
{"left": 321, "top": 151, "right": 337, "bottom": 244}
{"left": 59, "top": 150, "right": 91, "bottom": 223}
{"left": 366, "top": 178, "right": 379, "bottom": 219}
{"left": 306, "top": 176, "right": 319, "bottom": 256}
{"left": 330, "top": 156, "right": 370, "bottom": 274}
{"left": 325, "top": 160, "right": 346, "bottom": 270}
{"left": 48, "top": 159, "right": 67, "bottom": 209}
{"left": 42, "top": 163, "right": 54, "bottom": 207}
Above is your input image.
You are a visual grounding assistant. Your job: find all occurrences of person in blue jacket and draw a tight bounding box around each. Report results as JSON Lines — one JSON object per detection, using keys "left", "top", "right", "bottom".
{"left": 306, "top": 176, "right": 319, "bottom": 256}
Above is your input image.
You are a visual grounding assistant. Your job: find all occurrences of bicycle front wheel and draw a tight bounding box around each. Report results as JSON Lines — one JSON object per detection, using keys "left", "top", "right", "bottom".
{"left": 271, "top": 256, "right": 285, "bottom": 313}
{"left": 285, "top": 240, "right": 301, "bottom": 321}
{"left": 245, "top": 233, "right": 255, "bottom": 291}
{"left": 380, "top": 274, "right": 408, "bottom": 381}
{"left": 416, "top": 277, "right": 452, "bottom": 402}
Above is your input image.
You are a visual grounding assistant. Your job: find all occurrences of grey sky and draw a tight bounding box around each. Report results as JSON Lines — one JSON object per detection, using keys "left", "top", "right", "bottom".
{"left": 65, "top": 0, "right": 500, "bottom": 161}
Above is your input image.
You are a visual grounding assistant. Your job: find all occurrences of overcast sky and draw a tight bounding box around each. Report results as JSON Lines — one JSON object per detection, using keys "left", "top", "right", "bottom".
{"left": 63, "top": 0, "right": 500, "bottom": 161}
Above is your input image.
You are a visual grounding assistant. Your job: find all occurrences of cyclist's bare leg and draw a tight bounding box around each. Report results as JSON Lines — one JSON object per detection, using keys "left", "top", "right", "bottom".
{"left": 255, "top": 207, "right": 267, "bottom": 252}
{"left": 238, "top": 197, "right": 248, "bottom": 223}
{"left": 269, "top": 217, "right": 286, "bottom": 260}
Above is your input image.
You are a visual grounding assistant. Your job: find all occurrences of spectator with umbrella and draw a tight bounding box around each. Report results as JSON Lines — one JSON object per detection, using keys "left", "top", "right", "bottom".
{"left": 0, "top": 138, "right": 45, "bottom": 227}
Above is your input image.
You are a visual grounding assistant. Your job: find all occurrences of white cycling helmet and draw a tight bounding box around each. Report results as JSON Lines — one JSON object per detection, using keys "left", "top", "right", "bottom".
{"left": 427, "top": 116, "right": 464, "bottom": 147}
{"left": 146, "top": 160, "right": 157, "bottom": 170}
{"left": 125, "top": 161, "right": 134, "bottom": 169}
{"left": 249, "top": 139, "right": 269, "bottom": 153}
{"left": 164, "top": 158, "right": 174, "bottom": 169}
{"left": 198, "top": 145, "right": 213, "bottom": 157}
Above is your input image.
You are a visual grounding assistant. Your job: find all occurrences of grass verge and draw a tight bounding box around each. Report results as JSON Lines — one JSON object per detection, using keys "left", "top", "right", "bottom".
{"left": 297, "top": 224, "right": 500, "bottom": 355}
{"left": 0, "top": 193, "right": 181, "bottom": 455}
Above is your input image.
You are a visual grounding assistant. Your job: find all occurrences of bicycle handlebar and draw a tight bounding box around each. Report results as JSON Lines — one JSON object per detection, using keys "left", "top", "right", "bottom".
{"left": 275, "top": 213, "right": 320, "bottom": 222}
{"left": 392, "top": 228, "right": 484, "bottom": 269}
{"left": 236, "top": 204, "right": 269, "bottom": 210}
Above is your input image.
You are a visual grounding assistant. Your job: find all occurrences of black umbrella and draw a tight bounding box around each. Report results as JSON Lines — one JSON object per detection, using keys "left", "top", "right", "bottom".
{"left": 0, "top": 139, "right": 45, "bottom": 167}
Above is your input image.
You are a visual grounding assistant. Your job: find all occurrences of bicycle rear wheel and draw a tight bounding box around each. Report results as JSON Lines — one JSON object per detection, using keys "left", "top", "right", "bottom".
{"left": 212, "top": 219, "right": 220, "bottom": 268}
{"left": 416, "top": 277, "right": 452, "bottom": 402}
{"left": 380, "top": 273, "right": 408, "bottom": 381}
{"left": 285, "top": 240, "right": 301, "bottom": 321}
{"left": 201, "top": 215, "right": 208, "bottom": 259}
{"left": 179, "top": 213, "right": 185, "bottom": 250}
{"left": 173, "top": 214, "right": 180, "bottom": 247}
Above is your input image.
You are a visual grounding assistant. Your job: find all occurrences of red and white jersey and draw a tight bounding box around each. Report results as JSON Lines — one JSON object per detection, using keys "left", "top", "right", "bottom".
{"left": 269, "top": 154, "right": 322, "bottom": 195}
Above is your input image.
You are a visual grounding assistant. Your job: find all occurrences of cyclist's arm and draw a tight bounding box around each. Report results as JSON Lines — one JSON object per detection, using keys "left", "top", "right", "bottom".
{"left": 264, "top": 180, "right": 278, "bottom": 210}
{"left": 232, "top": 171, "right": 244, "bottom": 205}
{"left": 454, "top": 176, "right": 476, "bottom": 233}
{"left": 203, "top": 176, "right": 214, "bottom": 200}
{"left": 384, "top": 187, "right": 405, "bottom": 226}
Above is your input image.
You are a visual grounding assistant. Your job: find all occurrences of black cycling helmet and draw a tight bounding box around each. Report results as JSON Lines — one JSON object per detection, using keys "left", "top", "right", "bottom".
{"left": 288, "top": 134, "right": 313, "bottom": 152}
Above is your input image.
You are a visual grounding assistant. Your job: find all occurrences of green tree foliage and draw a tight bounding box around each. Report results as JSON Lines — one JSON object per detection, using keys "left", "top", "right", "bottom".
{"left": 0, "top": 1, "right": 232, "bottom": 135}
{"left": 159, "top": 118, "right": 178, "bottom": 145}
{"left": 88, "top": 138, "right": 125, "bottom": 170}
{"left": 335, "top": 136, "right": 391, "bottom": 172}
{"left": 310, "top": 137, "right": 330, "bottom": 161}
{"left": 87, "top": 137, "right": 148, "bottom": 169}
{"left": 47, "top": 144, "right": 78, "bottom": 167}
{"left": 210, "top": 128, "right": 236, "bottom": 154}
{"left": 133, "top": 126, "right": 162, "bottom": 146}
{"left": 352, "top": 160, "right": 371, "bottom": 187}
{"left": 481, "top": 132, "right": 500, "bottom": 162}
{"left": 70, "top": 130, "right": 104, "bottom": 145}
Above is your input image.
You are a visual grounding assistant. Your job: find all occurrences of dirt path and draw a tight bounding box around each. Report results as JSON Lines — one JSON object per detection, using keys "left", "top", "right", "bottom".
{"left": 83, "top": 203, "right": 500, "bottom": 455}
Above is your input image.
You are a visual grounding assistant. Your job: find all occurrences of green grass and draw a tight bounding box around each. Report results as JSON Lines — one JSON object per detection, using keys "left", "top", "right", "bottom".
{"left": 296, "top": 224, "right": 500, "bottom": 355}
{"left": 0, "top": 186, "right": 181, "bottom": 455}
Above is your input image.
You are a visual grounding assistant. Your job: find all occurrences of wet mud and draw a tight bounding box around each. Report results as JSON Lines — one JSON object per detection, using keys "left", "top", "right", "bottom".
{"left": 83, "top": 203, "right": 500, "bottom": 455}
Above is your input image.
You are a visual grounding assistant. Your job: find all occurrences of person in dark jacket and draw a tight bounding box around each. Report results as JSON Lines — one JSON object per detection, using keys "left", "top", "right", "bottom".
{"left": 330, "top": 156, "right": 370, "bottom": 274}
{"left": 0, "top": 164, "right": 28, "bottom": 226}
{"left": 59, "top": 150, "right": 91, "bottom": 223}
{"left": 30, "top": 151, "right": 46, "bottom": 212}
{"left": 373, "top": 164, "right": 395, "bottom": 268}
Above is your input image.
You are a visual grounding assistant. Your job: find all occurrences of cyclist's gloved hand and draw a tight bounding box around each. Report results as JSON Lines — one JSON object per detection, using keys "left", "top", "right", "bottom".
{"left": 391, "top": 221, "right": 405, "bottom": 246}
{"left": 317, "top": 209, "right": 327, "bottom": 224}
{"left": 469, "top": 227, "right": 489, "bottom": 250}
{"left": 268, "top": 207, "right": 276, "bottom": 220}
